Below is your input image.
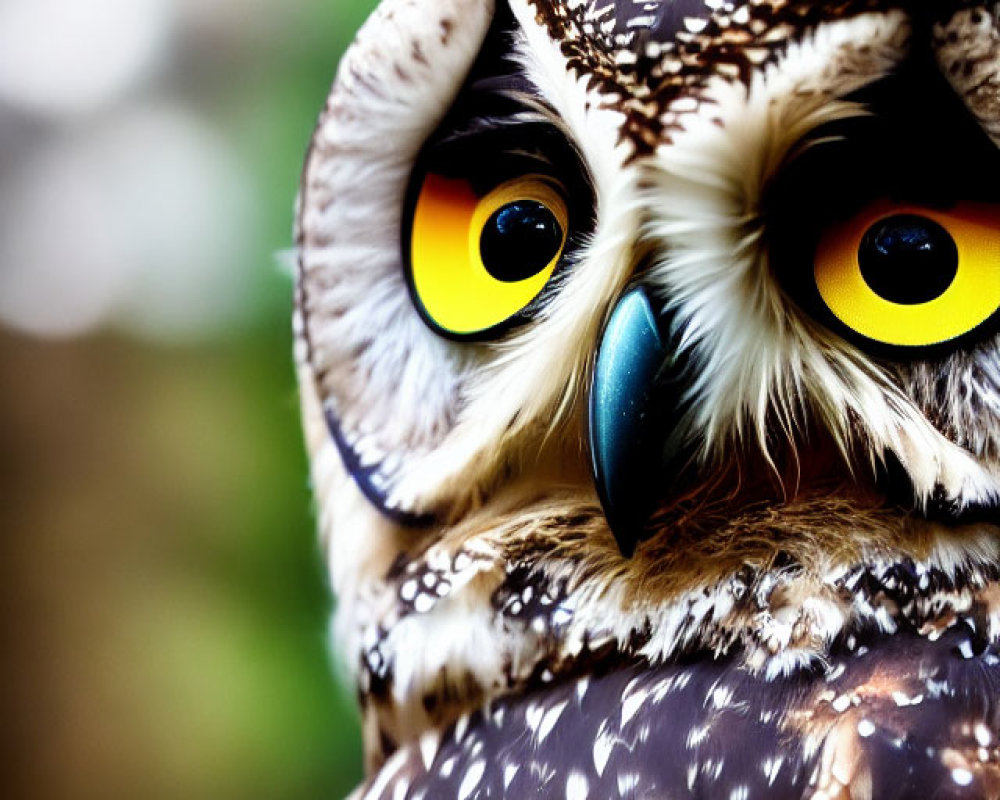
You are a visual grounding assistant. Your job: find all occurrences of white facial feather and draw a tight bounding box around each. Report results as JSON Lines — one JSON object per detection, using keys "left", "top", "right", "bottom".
{"left": 298, "top": 0, "right": 495, "bottom": 500}
{"left": 640, "top": 11, "right": 1000, "bottom": 508}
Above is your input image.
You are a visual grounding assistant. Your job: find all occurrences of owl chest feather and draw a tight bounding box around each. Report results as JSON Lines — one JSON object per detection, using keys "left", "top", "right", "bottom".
{"left": 354, "top": 626, "right": 1000, "bottom": 799}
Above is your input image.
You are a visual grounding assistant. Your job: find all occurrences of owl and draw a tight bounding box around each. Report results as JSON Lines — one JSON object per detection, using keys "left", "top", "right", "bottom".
{"left": 294, "top": 0, "right": 1000, "bottom": 797}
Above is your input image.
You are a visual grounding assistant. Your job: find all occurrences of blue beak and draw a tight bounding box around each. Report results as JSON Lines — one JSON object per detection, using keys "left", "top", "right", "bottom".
{"left": 588, "top": 286, "right": 691, "bottom": 556}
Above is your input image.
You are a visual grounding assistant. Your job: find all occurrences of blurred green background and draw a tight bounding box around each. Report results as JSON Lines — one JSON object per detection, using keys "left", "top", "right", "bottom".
{"left": 0, "top": 1, "right": 377, "bottom": 797}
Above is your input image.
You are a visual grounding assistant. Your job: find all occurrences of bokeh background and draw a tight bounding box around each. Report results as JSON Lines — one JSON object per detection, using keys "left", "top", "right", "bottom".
{"left": 0, "top": 1, "right": 377, "bottom": 797}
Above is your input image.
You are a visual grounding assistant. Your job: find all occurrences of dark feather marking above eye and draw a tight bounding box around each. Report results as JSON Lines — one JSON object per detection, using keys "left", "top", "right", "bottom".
{"left": 435, "top": 109, "right": 558, "bottom": 150}
{"left": 418, "top": 12, "right": 588, "bottom": 170}
{"left": 430, "top": 80, "right": 579, "bottom": 160}
{"left": 468, "top": 71, "right": 540, "bottom": 99}
{"left": 422, "top": 4, "right": 559, "bottom": 148}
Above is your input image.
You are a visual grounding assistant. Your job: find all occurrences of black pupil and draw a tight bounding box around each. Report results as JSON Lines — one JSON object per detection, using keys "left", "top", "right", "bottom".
{"left": 480, "top": 201, "right": 563, "bottom": 283}
{"left": 857, "top": 214, "right": 958, "bottom": 305}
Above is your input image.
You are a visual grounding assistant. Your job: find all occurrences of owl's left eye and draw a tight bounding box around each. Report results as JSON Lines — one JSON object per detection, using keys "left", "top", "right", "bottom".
{"left": 813, "top": 202, "right": 1000, "bottom": 349}
{"left": 406, "top": 172, "right": 568, "bottom": 338}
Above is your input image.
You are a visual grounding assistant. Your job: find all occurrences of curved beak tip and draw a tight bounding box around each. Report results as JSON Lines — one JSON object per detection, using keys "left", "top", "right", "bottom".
{"left": 588, "top": 286, "right": 687, "bottom": 558}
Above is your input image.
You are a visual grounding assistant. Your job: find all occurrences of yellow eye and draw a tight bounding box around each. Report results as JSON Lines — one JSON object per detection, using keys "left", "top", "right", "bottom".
{"left": 814, "top": 201, "right": 1000, "bottom": 348}
{"left": 407, "top": 173, "right": 568, "bottom": 337}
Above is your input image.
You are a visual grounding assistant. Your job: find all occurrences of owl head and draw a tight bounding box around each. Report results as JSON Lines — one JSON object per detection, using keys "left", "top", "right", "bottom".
{"left": 296, "top": 0, "right": 1000, "bottom": 766}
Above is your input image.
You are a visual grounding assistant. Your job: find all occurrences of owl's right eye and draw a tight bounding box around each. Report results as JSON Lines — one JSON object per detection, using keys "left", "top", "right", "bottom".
{"left": 405, "top": 172, "right": 568, "bottom": 339}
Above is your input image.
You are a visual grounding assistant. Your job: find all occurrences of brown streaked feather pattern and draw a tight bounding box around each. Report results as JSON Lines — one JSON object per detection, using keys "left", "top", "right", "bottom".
{"left": 525, "top": 0, "right": 906, "bottom": 153}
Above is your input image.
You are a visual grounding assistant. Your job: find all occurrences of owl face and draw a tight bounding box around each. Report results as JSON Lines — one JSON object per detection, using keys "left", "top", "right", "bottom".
{"left": 296, "top": 0, "right": 1000, "bottom": 763}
